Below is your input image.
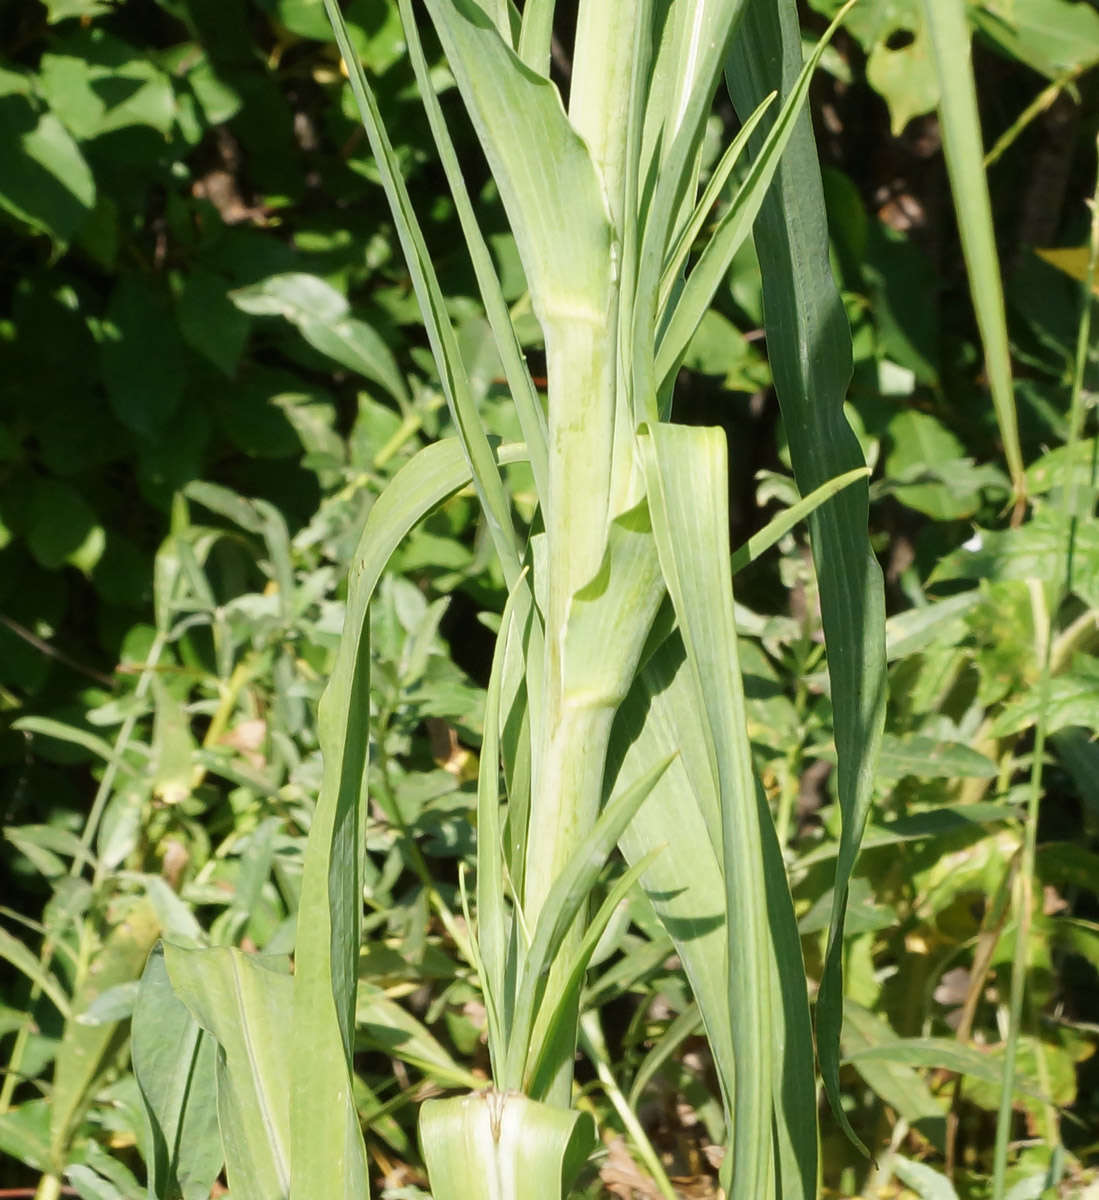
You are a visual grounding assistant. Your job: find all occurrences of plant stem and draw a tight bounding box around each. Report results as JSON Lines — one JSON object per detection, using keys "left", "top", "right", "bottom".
{"left": 991, "top": 140, "right": 1099, "bottom": 1198}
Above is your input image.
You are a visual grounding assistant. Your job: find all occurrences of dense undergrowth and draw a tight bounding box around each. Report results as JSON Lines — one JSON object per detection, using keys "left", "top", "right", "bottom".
{"left": 2, "top": 0, "right": 1099, "bottom": 1197}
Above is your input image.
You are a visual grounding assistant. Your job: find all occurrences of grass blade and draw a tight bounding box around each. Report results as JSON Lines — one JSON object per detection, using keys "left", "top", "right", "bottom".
{"left": 397, "top": 0, "right": 549, "bottom": 504}
{"left": 526, "top": 848, "right": 663, "bottom": 1099}
{"left": 730, "top": 466, "right": 870, "bottom": 573}
{"left": 725, "top": 0, "right": 888, "bottom": 1155}
{"left": 324, "top": 0, "right": 523, "bottom": 591}
{"left": 642, "top": 422, "right": 774, "bottom": 1200}
{"left": 656, "top": 0, "right": 856, "bottom": 392}
{"left": 504, "top": 753, "right": 675, "bottom": 1095}
{"left": 476, "top": 571, "right": 532, "bottom": 1075}
{"left": 290, "top": 437, "right": 522, "bottom": 1196}
{"left": 921, "top": 0, "right": 1025, "bottom": 507}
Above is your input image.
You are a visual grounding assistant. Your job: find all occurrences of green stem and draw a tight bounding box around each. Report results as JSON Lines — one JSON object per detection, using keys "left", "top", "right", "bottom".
{"left": 991, "top": 140, "right": 1099, "bottom": 1198}
{"left": 33, "top": 1172, "right": 63, "bottom": 1200}
{"left": 523, "top": 703, "right": 617, "bottom": 1105}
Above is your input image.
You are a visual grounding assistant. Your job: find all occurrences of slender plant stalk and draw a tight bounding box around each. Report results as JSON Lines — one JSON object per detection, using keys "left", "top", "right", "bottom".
{"left": 991, "top": 143, "right": 1099, "bottom": 1198}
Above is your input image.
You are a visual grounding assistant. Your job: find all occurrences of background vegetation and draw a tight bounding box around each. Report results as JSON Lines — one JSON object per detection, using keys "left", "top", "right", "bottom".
{"left": 2, "top": 0, "right": 1099, "bottom": 1196}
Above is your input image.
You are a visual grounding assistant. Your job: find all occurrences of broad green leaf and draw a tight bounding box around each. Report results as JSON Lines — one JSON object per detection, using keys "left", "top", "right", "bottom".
{"left": 149, "top": 677, "right": 196, "bottom": 806}
{"left": 419, "top": 1090, "right": 596, "bottom": 1200}
{"left": 990, "top": 658, "right": 1099, "bottom": 738}
{"left": 38, "top": 30, "right": 175, "bottom": 139}
{"left": 974, "top": 0, "right": 1099, "bottom": 79}
{"left": 877, "top": 734, "right": 998, "bottom": 781}
{"left": 356, "top": 985, "right": 481, "bottom": 1090}
{"left": 42, "top": 0, "right": 110, "bottom": 19}
{"left": 26, "top": 478, "right": 104, "bottom": 573}
{"left": 842, "top": 1001, "right": 945, "bottom": 1153}
{"left": 867, "top": 3, "right": 938, "bottom": 135}
{"left": 921, "top": 0, "right": 1024, "bottom": 501}
{"left": 1050, "top": 728, "right": 1099, "bottom": 824}
{"left": 132, "top": 945, "right": 221, "bottom": 1200}
{"left": 0, "top": 94, "right": 95, "bottom": 243}
{"left": 885, "top": 591, "right": 982, "bottom": 660}
{"left": 726, "top": 0, "right": 887, "bottom": 1154}
{"left": 184, "top": 481, "right": 295, "bottom": 620}
{"left": 0, "top": 1100, "right": 51, "bottom": 1175}
{"left": 100, "top": 275, "right": 186, "bottom": 440}
{"left": 794, "top": 803, "right": 1020, "bottom": 874}
{"left": 230, "top": 272, "right": 406, "bottom": 403}
{"left": 892, "top": 1156, "right": 960, "bottom": 1200}
{"left": 50, "top": 901, "right": 161, "bottom": 1166}
{"left": 164, "top": 944, "right": 292, "bottom": 1200}
{"left": 176, "top": 271, "right": 250, "bottom": 377}
{"left": 846, "top": 1038, "right": 1052, "bottom": 1104}
{"left": 885, "top": 409, "right": 986, "bottom": 519}
{"left": 932, "top": 513, "right": 1099, "bottom": 610}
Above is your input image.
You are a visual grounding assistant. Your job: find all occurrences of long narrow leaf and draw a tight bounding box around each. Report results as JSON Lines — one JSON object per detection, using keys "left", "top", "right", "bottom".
{"left": 656, "top": 0, "right": 856, "bottom": 392}
{"left": 725, "top": 0, "right": 888, "bottom": 1155}
{"left": 397, "top": 0, "right": 549, "bottom": 504}
{"left": 642, "top": 423, "right": 773, "bottom": 1200}
{"left": 324, "top": 0, "right": 523, "bottom": 591}
{"left": 525, "top": 848, "right": 663, "bottom": 1099}
{"left": 921, "top": 0, "right": 1025, "bottom": 505}
{"left": 290, "top": 436, "right": 523, "bottom": 1196}
{"left": 476, "top": 570, "right": 532, "bottom": 1074}
{"left": 504, "top": 753, "right": 675, "bottom": 1095}
{"left": 730, "top": 466, "right": 870, "bottom": 574}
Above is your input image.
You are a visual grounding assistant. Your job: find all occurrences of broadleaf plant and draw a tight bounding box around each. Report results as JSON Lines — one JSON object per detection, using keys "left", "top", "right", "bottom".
{"left": 138, "top": 0, "right": 885, "bottom": 1196}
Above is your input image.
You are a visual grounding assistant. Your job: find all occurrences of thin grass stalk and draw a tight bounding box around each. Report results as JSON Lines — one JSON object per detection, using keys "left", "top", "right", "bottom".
{"left": 921, "top": 0, "right": 1026, "bottom": 510}
{"left": 990, "top": 143, "right": 1099, "bottom": 1200}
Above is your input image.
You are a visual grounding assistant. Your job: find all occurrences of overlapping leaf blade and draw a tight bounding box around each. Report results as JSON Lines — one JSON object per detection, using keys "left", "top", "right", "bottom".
{"left": 725, "top": 0, "right": 888, "bottom": 1154}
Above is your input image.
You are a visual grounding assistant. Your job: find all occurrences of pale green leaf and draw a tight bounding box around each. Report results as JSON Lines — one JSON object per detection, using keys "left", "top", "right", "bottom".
{"left": 420, "top": 1090, "right": 595, "bottom": 1200}
{"left": 920, "top": 0, "right": 1024, "bottom": 499}
{"left": 51, "top": 901, "right": 161, "bottom": 1164}
{"left": 164, "top": 944, "right": 292, "bottom": 1200}
{"left": 133, "top": 944, "right": 222, "bottom": 1200}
